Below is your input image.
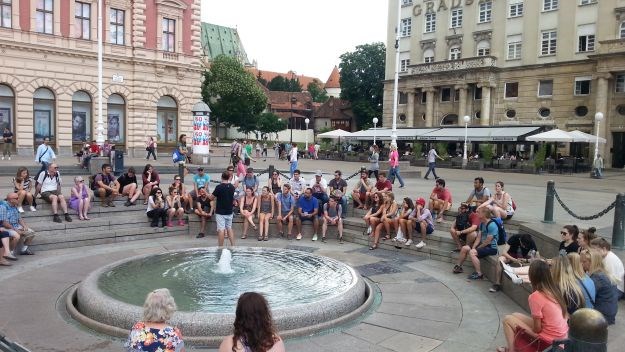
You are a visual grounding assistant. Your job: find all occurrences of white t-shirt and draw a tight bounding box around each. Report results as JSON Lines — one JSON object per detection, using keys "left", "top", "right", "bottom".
{"left": 307, "top": 178, "right": 328, "bottom": 193}
{"left": 604, "top": 251, "right": 624, "bottom": 293}
{"left": 427, "top": 148, "right": 439, "bottom": 163}
{"left": 37, "top": 171, "right": 61, "bottom": 193}
{"left": 289, "top": 176, "right": 306, "bottom": 193}
{"left": 290, "top": 147, "right": 298, "bottom": 162}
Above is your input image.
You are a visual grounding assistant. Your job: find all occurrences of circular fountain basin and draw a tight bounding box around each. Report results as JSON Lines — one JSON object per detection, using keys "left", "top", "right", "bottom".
{"left": 74, "top": 247, "right": 367, "bottom": 341}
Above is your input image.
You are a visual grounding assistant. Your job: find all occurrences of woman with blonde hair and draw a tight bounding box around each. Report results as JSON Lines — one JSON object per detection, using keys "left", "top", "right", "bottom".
{"left": 69, "top": 176, "right": 91, "bottom": 220}
{"left": 566, "top": 252, "right": 596, "bottom": 310}
{"left": 126, "top": 288, "right": 184, "bottom": 351}
{"left": 551, "top": 255, "right": 586, "bottom": 314}
{"left": 580, "top": 248, "right": 618, "bottom": 324}
{"left": 576, "top": 227, "right": 597, "bottom": 252}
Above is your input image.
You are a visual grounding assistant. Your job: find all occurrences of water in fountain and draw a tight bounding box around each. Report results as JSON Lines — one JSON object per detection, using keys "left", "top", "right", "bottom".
{"left": 214, "top": 248, "right": 234, "bottom": 274}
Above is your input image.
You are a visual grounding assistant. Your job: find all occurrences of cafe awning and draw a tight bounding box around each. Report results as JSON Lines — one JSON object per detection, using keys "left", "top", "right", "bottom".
{"left": 345, "top": 128, "right": 439, "bottom": 141}
{"left": 416, "top": 126, "right": 541, "bottom": 142}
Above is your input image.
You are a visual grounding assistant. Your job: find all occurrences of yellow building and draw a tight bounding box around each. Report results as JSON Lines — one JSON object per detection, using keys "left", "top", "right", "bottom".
{"left": 384, "top": 0, "right": 625, "bottom": 167}
{"left": 0, "top": 0, "right": 203, "bottom": 156}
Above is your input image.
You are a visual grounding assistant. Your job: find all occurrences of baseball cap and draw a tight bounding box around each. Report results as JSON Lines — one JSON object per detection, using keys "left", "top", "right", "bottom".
{"left": 293, "top": 190, "right": 301, "bottom": 197}
{"left": 315, "top": 170, "right": 322, "bottom": 177}
{"left": 416, "top": 197, "right": 426, "bottom": 207}
{"left": 75, "top": 176, "right": 84, "bottom": 182}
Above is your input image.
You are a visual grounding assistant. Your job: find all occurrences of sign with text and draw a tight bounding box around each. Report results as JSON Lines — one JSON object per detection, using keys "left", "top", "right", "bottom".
{"left": 192, "top": 114, "right": 210, "bottom": 155}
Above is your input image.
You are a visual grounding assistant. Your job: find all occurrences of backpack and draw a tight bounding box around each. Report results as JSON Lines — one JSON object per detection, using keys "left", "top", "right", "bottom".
{"left": 172, "top": 149, "right": 183, "bottom": 163}
{"left": 35, "top": 170, "right": 60, "bottom": 188}
{"left": 487, "top": 217, "right": 508, "bottom": 246}
{"left": 89, "top": 174, "right": 99, "bottom": 191}
{"left": 455, "top": 212, "right": 471, "bottom": 231}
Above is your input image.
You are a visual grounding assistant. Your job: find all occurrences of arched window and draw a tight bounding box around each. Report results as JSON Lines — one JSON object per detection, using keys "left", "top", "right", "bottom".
{"left": 423, "top": 48, "right": 435, "bottom": 63}
{"left": 33, "top": 87, "right": 55, "bottom": 143}
{"left": 477, "top": 40, "right": 491, "bottom": 56}
{"left": 441, "top": 114, "right": 458, "bottom": 126}
{"left": 449, "top": 46, "right": 461, "bottom": 60}
{"left": 157, "top": 95, "right": 178, "bottom": 144}
{"left": 107, "top": 94, "right": 126, "bottom": 143}
{"left": 72, "top": 91, "right": 92, "bottom": 142}
{"left": 0, "top": 84, "right": 15, "bottom": 134}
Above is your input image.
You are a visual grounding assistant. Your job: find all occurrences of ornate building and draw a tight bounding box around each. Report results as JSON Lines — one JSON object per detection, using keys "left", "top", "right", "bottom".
{"left": 0, "top": 0, "right": 203, "bottom": 156}
{"left": 384, "top": 0, "right": 625, "bottom": 167}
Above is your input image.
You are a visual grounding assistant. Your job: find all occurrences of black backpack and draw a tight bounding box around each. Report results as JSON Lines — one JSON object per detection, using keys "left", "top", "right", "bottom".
{"left": 455, "top": 212, "right": 471, "bottom": 231}
{"left": 487, "top": 217, "right": 508, "bottom": 246}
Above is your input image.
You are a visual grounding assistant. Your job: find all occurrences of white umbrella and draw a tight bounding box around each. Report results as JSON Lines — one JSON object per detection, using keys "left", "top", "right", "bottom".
{"left": 525, "top": 129, "right": 575, "bottom": 142}
{"left": 317, "top": 129, "right": 353, "bottom": 139}
{"left": 568, "top": 130, "right": 606, "bottom": 144}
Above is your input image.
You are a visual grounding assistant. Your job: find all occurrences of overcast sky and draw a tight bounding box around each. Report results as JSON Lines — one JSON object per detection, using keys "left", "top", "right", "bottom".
{"left": 201, "top": 0, "right": 388, "bottom": 81}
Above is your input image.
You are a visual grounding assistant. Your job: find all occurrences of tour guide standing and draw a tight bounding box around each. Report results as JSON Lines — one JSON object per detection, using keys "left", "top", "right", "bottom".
{"left": 208, "top": 171, "right": 236, "bottom": 247}
{"left": 35, "top": 137, "right": 56, "bottom": 173}
{"left": 289, "top": 142, "right": 299, "bottom": 177}
{"left": 388, "top": 144, "right": 405, "bottom": 188}
{"left": 424, "top": 146, "right": 444, "bottom": 180}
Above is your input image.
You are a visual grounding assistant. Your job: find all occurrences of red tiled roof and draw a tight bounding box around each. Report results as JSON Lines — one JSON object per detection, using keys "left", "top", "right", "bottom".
{"left": 267, "top": 91, "right": 313, "bottom": 110}
{"left": 247, "top": 68, "right": 323, "bottom": 90}
{"left": 314, "top": 96, "right": 353, "bottom": 120}
{"left": 324, "top": 66, "right": 341, "bottom": 89}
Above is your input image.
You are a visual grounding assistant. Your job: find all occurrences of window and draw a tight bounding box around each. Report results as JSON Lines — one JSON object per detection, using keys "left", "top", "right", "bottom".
{"left": 110, "top": 8, "right": 124, "bottom": 45}
{"left": 0, "top": 0, "right": 11, "bottom": 28}
{"left": 477, "top": 41, "right": 490, "bottom": 56}
{"left": 72, "top": 91, "right": 91, "bottom": 142}
{"left": 421, "top": 92, "right": 427, "bottom": 104}
{"left": 538, "top": 80, "right": 553, "bottom": 97}
{"left": 454, "top": 89, "right": 460, "bottom": 102}
{"left": 398, "top": 92, "right": 408, "bottom": 104}
{"left": 107, "top": 94, "right": 125, "bottom": 142}
{"left": 506, "top": 109, "right": 517, "bottom": 119}
{"left": 157, "top": 96, "right": 178, "bottom": 143}
{"left": 577, "top": 24, "right": 595, "bottom": 53}
{"left": 449, "top": 46, "right": 461, "bottom": 60}
{"left": 162, "top": 18, "right": 175, "bottom": 52}
{"left": 400, "top": 59, "right": 410, "bottom": 72}
{"left": 400, "top": 18, "right": 412, "bottom": 37}
{"left": 541, "top": 30, "right": 557, "bottom": 55}
{"left": 36, "top": 0, "right": 54, "bottom": 34}
{"left": 479, "top": 1, "right": 492, "bottom": 23}
{"left": 505, "top": 82, "right": 519, "bottom": 98}
{"left": 538, "top": 108, "right": 551, "bottom": 119}
{"left": 616, "top": 74, "right": 625, "bottom": 93}
{"left": 507, "top": 37, "right": 522, "bottom": 60}
{"left": 423, "top": 48, "right": 435, "bottom": 63}
{"left": 620, "top": 22, "right": 625, "bottom": 39}
{"left": 425, "top": 12, "right": 436, "bottom": 33}
{"left": 574, "top": 77, "right": 591, "bottom": 95}
{"left": 543, "top": 0, "right": 558, "bottom": 11}
{"left": 441, "top": 88, "right": 452, "bottom": 102}
{"left": 580, "top": 0, "right": 596, "bottom": 5}
{"left": 474, "top": 86, "right": 482, "bottom": 100}
{"left": 575, "top": 106, "right": 588, "bottom": 117}
{"left": 509, "top": 1, "right": 523, "bottom": 18}
{"left": 450, "top": 8, "right": 463, "bottom": 28}
{"left": 75, "top": 2, "right": 90, "bottom": 39}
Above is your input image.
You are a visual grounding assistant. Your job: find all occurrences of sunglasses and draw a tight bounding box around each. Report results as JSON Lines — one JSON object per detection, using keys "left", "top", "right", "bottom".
{"left": 174, "top": 178, "right": 181, "bottom": 181}
{"left": 156, "top": 191, "right": 162, "bottom": 194}
{"left": 78, "top": 180, "right": 84, "bottom": 183}
{"left": 560, "top": 231, "right": 568, "bottom": 235}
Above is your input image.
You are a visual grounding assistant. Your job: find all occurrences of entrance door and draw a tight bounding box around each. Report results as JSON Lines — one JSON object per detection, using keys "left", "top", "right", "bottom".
{"left": 612, "top": 132, "right": 625, "bottom": 168}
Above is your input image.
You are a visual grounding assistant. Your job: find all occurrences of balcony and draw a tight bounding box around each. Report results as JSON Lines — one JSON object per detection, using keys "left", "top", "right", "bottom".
{"left": 162, "top": 51, "right": 179, "bottom": 61}
{"left": 597, "top": 39, "right": 625, "bottom": 55}
{"left": 403, "top": 56, "right": 497, "bottom": 76}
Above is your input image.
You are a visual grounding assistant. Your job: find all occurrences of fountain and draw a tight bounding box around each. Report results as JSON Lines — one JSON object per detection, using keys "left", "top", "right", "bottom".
{"left": 69, "top": 247, "right": 371, "bottom": 346}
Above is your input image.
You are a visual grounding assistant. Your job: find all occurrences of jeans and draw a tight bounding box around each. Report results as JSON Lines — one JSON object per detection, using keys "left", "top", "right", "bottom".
{"left": 146, "top": 148, "right": 157, "bottom": 160}
{"left": 39, "top": 161, "right": 50, "bottom": 173}
{"left": 424, "top": 162, "right": 438, "bottom": 179}
{"left": 290, "top": 161, "right": 298, "bottom": 177}
{"left": 388, "top": 166, "right": 405, "bottom": 187}
{"left": 368, "top": 169, "right": 379, "bottom": 180}
{"left": 313, "top": 193, "right": 329, "bottom": 215}
{"left": 339, "top": 196, "right": 348, "bottom": 217}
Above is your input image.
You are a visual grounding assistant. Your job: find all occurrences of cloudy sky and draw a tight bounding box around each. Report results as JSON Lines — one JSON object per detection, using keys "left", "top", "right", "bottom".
{"left": 201, "top": 0, "right": 388, "bottom": 81}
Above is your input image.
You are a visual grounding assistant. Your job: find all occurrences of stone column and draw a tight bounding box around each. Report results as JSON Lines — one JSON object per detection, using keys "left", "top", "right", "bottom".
{"left": 479, "top": 83, "right": 491, "bottom": 126}
{"left": 455, "top": 84, "right": 468, "bottom": 120}
{"left": 424, "top": 87, "right": 436, "bottom": 127}
{"left": 406, "top": 90, "right": 415, "bottom": 127}
{"left": 594, "top": 73, "right": 611, "bottom": 166}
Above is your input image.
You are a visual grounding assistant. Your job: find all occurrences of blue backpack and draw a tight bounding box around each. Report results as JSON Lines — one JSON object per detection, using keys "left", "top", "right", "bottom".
{"left": 488, "top": 217, "right": 508, "bottom": 245}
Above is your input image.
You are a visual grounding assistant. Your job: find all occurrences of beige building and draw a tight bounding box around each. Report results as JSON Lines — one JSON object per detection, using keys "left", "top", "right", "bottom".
{"left": 384, "top": 0, "right": 625, "bottom": 167}
{"left": 0, "top": 0, "right": 203, "bottom": 157}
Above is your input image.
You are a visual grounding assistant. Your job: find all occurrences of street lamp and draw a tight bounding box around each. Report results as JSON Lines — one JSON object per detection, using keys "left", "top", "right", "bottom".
{"left": 289, "top": 96, "right": 297, "bottom": 143}
{"left": 373, "top": 117, "right": 379, "bottom": 145}
{"left": 593, "top": 111, "right": 604, "bottom": 168}
{"left": 305, "top": 117, "right": 310, "bottom": 151}
{"left": 462, "top": 115, "right": 470, "bottom": 168}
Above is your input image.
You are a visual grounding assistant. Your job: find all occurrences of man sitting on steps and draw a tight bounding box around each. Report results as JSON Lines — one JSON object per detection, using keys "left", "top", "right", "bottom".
{"left": 36, "top": 163, "right": 72, "bottom": 223}
{"left": 116, "top": 167, "right": 141, "bottom": 206}
{"left": 453, "top": 207, "right": 499, "bottom": 280}
{"left": 0, "top": 193, "right": 36, "bottom": 256}
{"left": 94, "top": 163, "right": 119, "bottom": 207}
{"left": 449, "top": 203, "right": 480, "bottom": 252}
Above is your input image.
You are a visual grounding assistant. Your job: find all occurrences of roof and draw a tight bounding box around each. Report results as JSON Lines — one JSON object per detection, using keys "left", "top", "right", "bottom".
{"left": 247, "top": 68, "right": 322, "bottom": 90}
{"left": 325, "top": 66, "right": 341, "bottom": 89}
{"left": 267, "top": 91, "right": 313, "bottom": 110}
{"left": 346, "top": 128, "right": 439, "bottom": 141}
{"left": 314, "top": 96, "right": 353, "bottom": 120}
{"left": 416, "top": 126, "right": 541, "bottom": 142}
{"left": 200, "top": 23, "right": 250, "bottom": 65}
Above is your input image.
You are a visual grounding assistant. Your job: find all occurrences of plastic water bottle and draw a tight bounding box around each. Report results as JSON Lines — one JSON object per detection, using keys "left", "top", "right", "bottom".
{"left": 529, "top": 250, "right": 536, "bottom": 261}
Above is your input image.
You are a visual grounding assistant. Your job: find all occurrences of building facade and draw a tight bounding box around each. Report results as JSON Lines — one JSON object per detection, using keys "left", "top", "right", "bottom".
{"left": 0, "top": 0, "right": 203, "bottom": 157}
{"left": 384, "top": 0, "right": 625, "bottom": 167}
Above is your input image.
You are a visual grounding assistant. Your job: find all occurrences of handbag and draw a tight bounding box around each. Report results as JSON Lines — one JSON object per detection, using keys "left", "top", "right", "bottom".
{"left": 513, "top": 327, "right": 552, "bottom": 352}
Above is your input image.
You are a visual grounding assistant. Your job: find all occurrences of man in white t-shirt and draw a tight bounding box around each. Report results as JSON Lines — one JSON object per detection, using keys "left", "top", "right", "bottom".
{"left": 289, "top": 142, "right": 298, "bottom": 177}
{"left": 424, "top": 147, "right": 444, "bottom": 180}
{"left": 35, "top": 163, "right": 72, "bottom": 223}
{"left": 288, "top": 169, "right": 306, "bottom": 198}
{"left": 591, "top": 237, "right": 624, "bottom": 299}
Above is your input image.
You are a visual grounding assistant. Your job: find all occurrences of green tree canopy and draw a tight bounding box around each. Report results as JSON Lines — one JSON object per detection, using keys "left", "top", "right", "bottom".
{"left": 257, "top": 112, "right": 287, "bottom": 136}
{"left": 202, "top": 55, "right": 267, "bottom": 133}
{"left": 339, "top": 42, "right": 385, "bottom": 130}
{"left": 307, "top": 79, "right": 329, "bottom": 103}
{"left": 267, "top": 76, "right": 302, "bottom": 92}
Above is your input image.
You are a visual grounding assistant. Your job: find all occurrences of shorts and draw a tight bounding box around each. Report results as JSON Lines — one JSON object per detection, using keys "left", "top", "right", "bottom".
{"left": 358, "top": 192, "right": 367, "bottom": 202}
{"left": 216, "top": 213, "right": 233, "bottom": 231}
{"left": 415, "top": 223, "right": 434, "bottom": 234}
{"left": 477, "top": 246, "right": 498, "bottom": 258}
{"left": 41, "top": 190, "right": 61, "bottom": 202}
{"left": 95, "top": 188, "right": 112, "bottom": 197}
{"left": 299, "top": 215, "right": 315, "bottom": 222}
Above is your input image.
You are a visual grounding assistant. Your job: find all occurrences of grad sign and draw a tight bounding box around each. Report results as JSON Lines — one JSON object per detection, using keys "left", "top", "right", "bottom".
{"left": 412, "top": 0, "right": 475, "bottom": 17}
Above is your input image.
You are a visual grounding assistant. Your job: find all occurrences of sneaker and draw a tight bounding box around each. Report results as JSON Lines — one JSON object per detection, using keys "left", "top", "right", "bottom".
{"left": 453, "top": 264, "right": 463, "bottom": 274}
{"left": 178, "top": 220, "right": 185, "bottom": 226}
{"left": 17, "top": 206, "right": 24, "bottom": 213}
{"left": 167, "top": 221, "right": 173, "bottom": 227}
{"left": 415, "top": 241, "right": 426, "bottom": 249}
{"left": 405, "top": 239, "right": 413, "bottom": 246}
{"left": 504, "top": 270, "right": 523, "bottom": 284}
{"left": 489, "top": 284, "right": 502, "bottom": 293}
{"left": 468, "top": 272, "right": 484, "bottom": 280}
{"left": 53, "top": 214, "right": 62, "bottom": 223}
{"left": 8, "top": 157, "right": 10, "bottom": 160}
{"left": 108, "top": 201, "right": 116, "bottom": 207}
{"left": 296, "top": 233, "right": 302, "bottom": 240}
{"left": 64, "top": 213, "right": 73, "bottom": 222}
{"left": 124, "top": 200, "right": 132, "bottom": 207}
{"left": 502, "top": 262, "right": 515, "bottom": 273}
{"left": 1, "top": 157, "right": 3, "bottom": 160}
{"left": 312, "top": 234, "right": 318, "bottom": 241}
{"left": 29, "top": 206, "right": 37, "bottom": 212}
{"left": 196, "top": 233, "right": 205, "bottom": 238}
{"left": 321, "top": 236, "right": 326, "bottom": 243}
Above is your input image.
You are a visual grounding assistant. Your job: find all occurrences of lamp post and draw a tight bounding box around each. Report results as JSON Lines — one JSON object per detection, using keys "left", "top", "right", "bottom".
{"left": 289, "top": 96, "right": 297, "bottom": 143}
{"left": 373, "top": 117, "right": 379, "bottom": 145}
{"left": 593, "top": 112, "right": 604, "bottom": 173}
{"left": 305, "top": 117, "right": 310, "bottom": 151}
{"left": 96, "top": 0, "right": 104, "bottom": 147}
{"left": 462, "top": 115, "right": 470, "bottom": 168}
{"left": 391, "top": 0, "right": 401, "bottom": 147}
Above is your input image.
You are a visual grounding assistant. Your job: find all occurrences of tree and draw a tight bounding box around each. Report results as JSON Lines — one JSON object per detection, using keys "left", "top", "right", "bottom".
{"left": 267, "top": 76, "right": 302, "bottom": 92}
{"left": 307, "top": 79, "right": 328, "bottom": 103}
{"left": 257, "top": 112, "right": 287, "bottom": 137}
{"left": 339, "top": 42, "right": 385, "bottom": 130}
{"left": 256, "top": 71, "right": 267, "bottom": 87}
{"left": 202, "top": 55, "right": 267, "bottom": 133}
